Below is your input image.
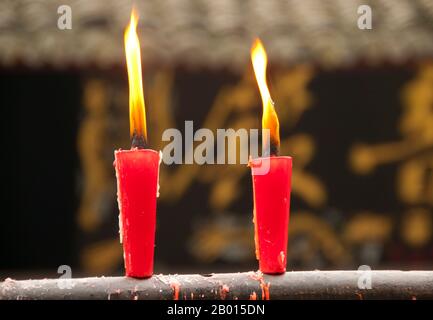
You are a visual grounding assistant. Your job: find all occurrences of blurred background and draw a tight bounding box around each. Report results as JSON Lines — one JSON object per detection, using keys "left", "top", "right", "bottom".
{"left": 1, "top": 0, "right": 433, "bottom": 279}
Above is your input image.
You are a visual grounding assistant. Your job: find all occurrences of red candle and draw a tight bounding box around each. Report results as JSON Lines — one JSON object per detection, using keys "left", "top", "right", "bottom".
{"left": 115, "top": 149, "right": 160, "bottom": 277}
{"left": 114, "top": 10, "right": 161, "bottom": 278}
{"left": 250, "top": 156, "right": 292, "bottom": 273}
{"left": 250, "top": 38, "right": 292, "bottom": 274}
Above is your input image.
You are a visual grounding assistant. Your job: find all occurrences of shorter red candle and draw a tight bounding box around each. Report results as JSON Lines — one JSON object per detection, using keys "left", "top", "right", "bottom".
{"left": 250, "top": 156, "right": 292, "bottom": 273}
{"left": 115, "top": 149, "right": 160, "bottom": 277}
{"left": 250, "top": 38, "right": 292, "bottom": 274}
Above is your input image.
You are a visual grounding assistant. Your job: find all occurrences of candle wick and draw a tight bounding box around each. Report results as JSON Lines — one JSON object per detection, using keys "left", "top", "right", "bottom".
{"left": 263, "top": 139, "right": 280, "bottom": 157}
{"left": 264, "top": 147, "right": 280, "bottom": 157}
{"left": 131, "top": 132, "right": 147, "bottom": 149}
{"left": 269, "top": 144, "right": 280, "bottom": 157}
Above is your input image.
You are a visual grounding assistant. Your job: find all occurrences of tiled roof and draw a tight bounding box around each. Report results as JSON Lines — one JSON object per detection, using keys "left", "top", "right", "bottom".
{"left": 1, "top": 0, "right": 433, "bottom": 70}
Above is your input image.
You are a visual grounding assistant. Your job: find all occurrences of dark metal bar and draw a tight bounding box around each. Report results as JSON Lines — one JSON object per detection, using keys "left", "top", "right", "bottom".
{"left": 1, "top": 271, "right": 433, "bottom": 300}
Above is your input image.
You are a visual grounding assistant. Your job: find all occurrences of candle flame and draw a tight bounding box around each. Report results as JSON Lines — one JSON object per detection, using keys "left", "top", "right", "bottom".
{"left": 251, "top": 38, "right": 280, "bottom": 155}
{"left": 125, "top": 9, "right": 147, "bottom": 145}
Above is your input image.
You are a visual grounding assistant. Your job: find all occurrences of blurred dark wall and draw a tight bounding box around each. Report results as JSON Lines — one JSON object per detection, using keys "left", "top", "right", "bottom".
{"left": 1, "top": 64, "right": 433, "bottom": 278}
{"left": 0, "top": 71, "right": 80, "bottom": 275}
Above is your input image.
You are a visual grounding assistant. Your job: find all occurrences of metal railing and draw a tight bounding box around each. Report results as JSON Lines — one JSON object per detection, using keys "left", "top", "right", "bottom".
{"left": 1, "top": 270, "right": 433, "bottom": 300}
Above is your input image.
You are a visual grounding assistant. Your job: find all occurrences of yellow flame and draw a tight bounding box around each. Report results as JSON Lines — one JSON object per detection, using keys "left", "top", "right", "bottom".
{"left": 124, "top": 9, "right": 147, "bottom": 142}
{"left": 251, "top": 38, "right": 280, "bottom": 151}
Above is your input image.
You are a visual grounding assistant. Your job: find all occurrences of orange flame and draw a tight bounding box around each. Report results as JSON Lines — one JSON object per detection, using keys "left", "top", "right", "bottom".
{"left": 125, "top": 9, "right": 147, "bottom": 143}
{"left": 251, "top": 38, "right": 280, "bottom": 154}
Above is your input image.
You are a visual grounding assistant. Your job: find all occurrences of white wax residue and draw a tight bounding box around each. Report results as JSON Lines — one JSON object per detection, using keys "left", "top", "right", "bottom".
{"left": 156, "top": 150, "right": 163, "bottom": 198}
{"left": 118, "top": 214, "right": 123, "bottom": 244}
{"left": 115, "top": 158, "right": 123, "bottom": 244}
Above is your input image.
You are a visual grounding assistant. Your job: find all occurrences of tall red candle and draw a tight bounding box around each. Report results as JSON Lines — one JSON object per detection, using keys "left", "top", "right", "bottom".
{"left": 114, "top": 10, "right": 160, "bottom": 278}
{"left": 250, "top": 38, "right": 292, "bottom": 274}
{"left": 115, "top": 149, "right": 160, "bottom": 277}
